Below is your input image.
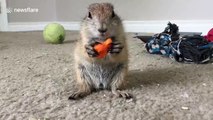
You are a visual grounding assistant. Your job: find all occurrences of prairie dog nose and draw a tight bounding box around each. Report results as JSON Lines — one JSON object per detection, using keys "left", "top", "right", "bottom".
{"left": 98, "top": 23, "right": 107, "bottom": 33}
{"left": 98, "top": 28, "right": 107, "bottom": 33}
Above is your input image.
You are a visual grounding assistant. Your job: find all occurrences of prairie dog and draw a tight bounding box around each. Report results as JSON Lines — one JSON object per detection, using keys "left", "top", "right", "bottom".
{"left": 69, "top": 3, "right": 131, "bottom": 100}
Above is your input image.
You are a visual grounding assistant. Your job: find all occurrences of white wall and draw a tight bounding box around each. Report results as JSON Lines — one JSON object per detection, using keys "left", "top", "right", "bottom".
{"left": 8, "top": 0, "right": 213, "bottom": 22}
{"left": 4, "top": 0, "right": 213, "bottom": 33}
{"left": 0, "top": 0, "right": 8, "bottom": 31}
{"left": 7, "top": 0, "right": 57, "bottom": 22}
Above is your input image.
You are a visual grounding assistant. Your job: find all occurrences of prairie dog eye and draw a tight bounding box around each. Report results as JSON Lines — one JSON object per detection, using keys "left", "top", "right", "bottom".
{"left": 88, "top": 12, "right": 92, "bottom": 19}
{"left": 112, "top": 11, "right": 115, "bottom": 18}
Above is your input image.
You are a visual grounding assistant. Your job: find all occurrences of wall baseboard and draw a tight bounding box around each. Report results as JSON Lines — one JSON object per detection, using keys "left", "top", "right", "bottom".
{"left": 7, "top": 20, "right": 213, "bottom": 35}
{"left": 8, "top": 22, "right": 80, "bottom": 32}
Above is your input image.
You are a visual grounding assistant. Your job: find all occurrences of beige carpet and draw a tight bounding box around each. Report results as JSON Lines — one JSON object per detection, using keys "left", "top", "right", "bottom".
{"left": 0, "top": 31, "right": 213, "bottom": 120}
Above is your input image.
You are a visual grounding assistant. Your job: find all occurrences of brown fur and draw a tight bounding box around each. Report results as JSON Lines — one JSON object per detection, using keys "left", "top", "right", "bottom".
{"left": 69, "top": 3, "right": 132, "bottom": 100}
{"left": 88, "top": 3, "right": 114, "bottom": 22}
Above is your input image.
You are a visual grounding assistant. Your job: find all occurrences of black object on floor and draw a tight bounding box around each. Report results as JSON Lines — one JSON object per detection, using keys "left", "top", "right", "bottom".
{"left": 134, "top": 22, "right": 213, "bottom": 64}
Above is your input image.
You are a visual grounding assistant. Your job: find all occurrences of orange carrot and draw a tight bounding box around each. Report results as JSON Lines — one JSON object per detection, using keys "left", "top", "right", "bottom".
{"left": 94, "top": 38, "right": 112, "bottom": 58}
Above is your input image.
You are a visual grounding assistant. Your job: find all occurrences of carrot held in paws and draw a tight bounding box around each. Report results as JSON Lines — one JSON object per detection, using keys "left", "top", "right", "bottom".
{"left": 94, "top": 38, "right": 112, "bottom": 58}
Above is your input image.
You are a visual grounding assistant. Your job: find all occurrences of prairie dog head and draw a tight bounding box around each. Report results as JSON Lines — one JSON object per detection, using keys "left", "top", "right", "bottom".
{"left": 82, "top": 3, "right": 122, "bottom": 41}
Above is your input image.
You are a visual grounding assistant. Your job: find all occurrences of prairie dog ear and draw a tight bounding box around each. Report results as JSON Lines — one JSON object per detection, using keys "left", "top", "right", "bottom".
{"left": 112, "top": 10, "right": 115, "bottom": 18}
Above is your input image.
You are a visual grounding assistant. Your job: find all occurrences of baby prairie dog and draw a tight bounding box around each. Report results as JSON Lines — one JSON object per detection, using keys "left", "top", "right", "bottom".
{"left": 69, "top": 3, "right": 132, "bottom": 100}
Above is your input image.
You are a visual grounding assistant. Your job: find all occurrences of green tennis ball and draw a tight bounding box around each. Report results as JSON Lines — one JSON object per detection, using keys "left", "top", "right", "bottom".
{"left": 43, "top": 23, "right": 65, "bottom": 44}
